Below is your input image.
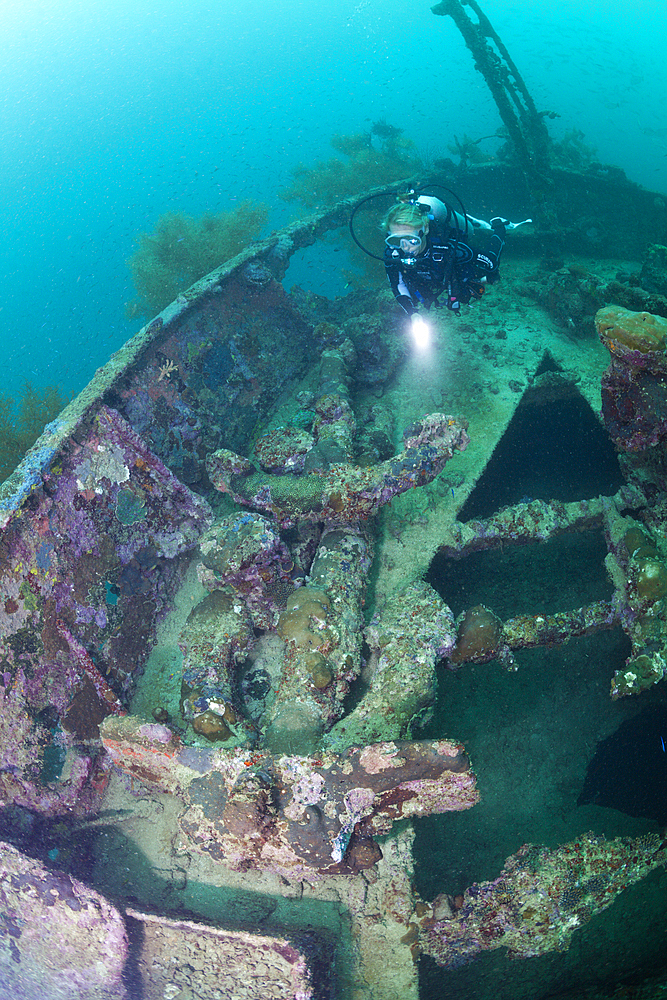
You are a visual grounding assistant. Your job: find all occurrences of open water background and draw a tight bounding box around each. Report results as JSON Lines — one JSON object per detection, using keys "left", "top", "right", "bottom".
{"left": 1, "top": 0, "right": 666, "bottom": 400}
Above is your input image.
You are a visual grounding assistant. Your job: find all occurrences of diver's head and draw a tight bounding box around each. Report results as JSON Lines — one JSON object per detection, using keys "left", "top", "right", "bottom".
{"left": 383, "top": 203, "right": 429, "bottom": 256}
{"left": 385, "top": 225, "right": 427, "bottom": 256}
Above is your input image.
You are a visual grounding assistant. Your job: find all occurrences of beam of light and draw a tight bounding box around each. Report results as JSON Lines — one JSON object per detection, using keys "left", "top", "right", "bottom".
{"left": 410, "top": 313, "right": 431, "bottom": 351}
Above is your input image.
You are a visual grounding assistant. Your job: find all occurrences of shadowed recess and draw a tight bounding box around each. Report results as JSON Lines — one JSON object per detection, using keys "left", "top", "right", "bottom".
{"left": 459, "top": 393, "right": 624, "bottom": 520}
{"left": 426, "top": 529, "right": 612, "bottom": 620}
{"left": 578, "top": 705, "right": 667, "bottom": 825}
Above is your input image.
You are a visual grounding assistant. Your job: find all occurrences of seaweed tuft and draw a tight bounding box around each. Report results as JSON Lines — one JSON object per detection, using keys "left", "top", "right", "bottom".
{"left": 125, "top": 201, "right": 269, "bottom": 320}
{"left": 0, "top": 382, "right": 66, "bottom": 483}
{"left": 279, "top": 128, "right": 422, "bottom": 211}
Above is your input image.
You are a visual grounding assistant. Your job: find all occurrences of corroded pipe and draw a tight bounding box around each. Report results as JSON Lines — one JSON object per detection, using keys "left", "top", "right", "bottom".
{"left": 323, "top": 580, "right": 455, "bottom": 752}
{"left": 207, "top": 413, "right": 470, "bottom": 528}
{"left": 264, "top": 524, "right": 372, "bottom": 754}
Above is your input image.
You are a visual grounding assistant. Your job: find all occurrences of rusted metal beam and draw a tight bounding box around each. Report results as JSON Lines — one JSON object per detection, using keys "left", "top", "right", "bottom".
{"left": 431, "top": 0, "right": 553, "bottom": 217}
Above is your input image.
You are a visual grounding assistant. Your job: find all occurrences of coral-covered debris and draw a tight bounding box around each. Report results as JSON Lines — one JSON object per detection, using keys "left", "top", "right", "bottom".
{"left": 0, "top": 404, "right": 211, "bottom": 815}
{"left": 100, "top": 714, "right": 478, "bottom": 878}
{"left": 207, "top": 412, "right": 469, "bottom": 527}
{"left": 254, "top": 426, "right": 315, "bottom": 474}
{"left": 265, "top": 524, "right": 372, "bottom": 754}
{"left": 181, "top": 509, "right": 294, "bottom": 746}
{"left": 0, "top": 840, "right": 128, "bottom": 998}
{"left": 601, "top": 502, "right": 667, "bottom": 698}
{"left": 425, "top": 490, "right": 626, "bottom": 675}
{"left": 595, "top": 306, "right": 667, "bottom": 695}
{"left": 597, "top": 304, "right": 667, "bottom": 454}
{"left": 179, "top": 588, "right": 257, "bottom": 746}
{"left": 425, "top": 479, "right": 667, "bottom": 697}
{"left": 181, "top": 514, "right": 371, "bottom": 751}
{"left": 437, "top": 494, "right": 614, "bottom": 556}
{"left": 501, "top": 601, "right": 616, "bottom": 652}
{"left": 324, "top": 579, "right": 455, "bottom": 751}
{"left": 55, "top": 618, "right": 128, "bottom": 717}
{"left": 116, "top": 275, "right": 317, "bottom": 476}
{"left": 419, "top": 831, "right": 667, "bottom": 968}
{"left": 178, "top": 736, "right": 479, "bottom": 876}
{"left": 197, "top": 511, "right": 293, "bottom": 629}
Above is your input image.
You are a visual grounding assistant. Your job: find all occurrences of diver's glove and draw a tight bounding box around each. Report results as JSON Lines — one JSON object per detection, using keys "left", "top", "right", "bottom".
{"left": 396, "top": 295, "right": 417, "bottom": 317}
{"left": 446, "top": 273, "right": 486, "bottom": 311}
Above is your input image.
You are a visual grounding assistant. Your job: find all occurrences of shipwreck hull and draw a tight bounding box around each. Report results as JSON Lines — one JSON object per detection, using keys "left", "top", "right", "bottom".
{"left": 0, "top": 192, "right": 364, "bottom": 811}
{"left": 443, "top": 162, "right": 667, "bottom": 259}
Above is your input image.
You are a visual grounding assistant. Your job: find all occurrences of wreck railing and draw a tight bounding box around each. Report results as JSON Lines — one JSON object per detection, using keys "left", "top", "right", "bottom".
{"left": 0, "top": 179, "right": 412, "bottom": 527}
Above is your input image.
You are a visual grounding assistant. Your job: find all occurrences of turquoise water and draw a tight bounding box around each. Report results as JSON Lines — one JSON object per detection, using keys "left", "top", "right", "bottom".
{"left": 1, "top": 0, "right": 666, "bottom": 400}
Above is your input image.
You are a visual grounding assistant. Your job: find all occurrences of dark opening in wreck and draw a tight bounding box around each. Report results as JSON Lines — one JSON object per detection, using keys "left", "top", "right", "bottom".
{"left": 457, "top": 376, "right": 626, "bottom": 518}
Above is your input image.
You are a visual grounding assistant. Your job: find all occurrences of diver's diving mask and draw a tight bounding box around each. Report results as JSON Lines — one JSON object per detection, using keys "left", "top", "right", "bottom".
{"left": 385, "top": 230, "right": 424, "bottom": 250}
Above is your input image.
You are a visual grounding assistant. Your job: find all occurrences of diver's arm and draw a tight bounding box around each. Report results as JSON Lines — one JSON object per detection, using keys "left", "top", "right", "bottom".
{"left": 474, "top": 219, "right": 506, "bottom": 282}
{"left": 385, "top": 257, "right": 417, "bottom": 315}
{"left": 395, "top": 295, "right": 417, "bottom": 315}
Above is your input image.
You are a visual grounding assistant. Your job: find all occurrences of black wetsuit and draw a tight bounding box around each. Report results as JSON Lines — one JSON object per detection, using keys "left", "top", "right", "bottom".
{"left": 384, "top": 216, "right": 505, "bottom": 315}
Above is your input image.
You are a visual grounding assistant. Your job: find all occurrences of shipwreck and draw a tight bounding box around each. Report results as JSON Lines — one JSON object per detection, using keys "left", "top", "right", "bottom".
{"left": 1, "top": 2, "right": 667, "bottom": 998}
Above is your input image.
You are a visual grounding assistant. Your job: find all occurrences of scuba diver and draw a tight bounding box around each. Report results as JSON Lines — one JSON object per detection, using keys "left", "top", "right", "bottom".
{"left": 383, "top": 192, "right": 512, "bottom": 316}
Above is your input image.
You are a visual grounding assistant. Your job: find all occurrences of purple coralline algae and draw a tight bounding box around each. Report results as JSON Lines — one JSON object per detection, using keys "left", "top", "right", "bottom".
{"left": 0, "top": 840, "right": 127, "bottom": 998}
{"left": 0, "top": 836, "right": 322, "bottom": 1000}
{"left": 114, "top": 274, "right": 317, "bottom": 478}
{"left": 197, "top": 511, "right": 293, "bottom": 629}
{"left": 0, "top": 404, "right": 211, "bottom": 814}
